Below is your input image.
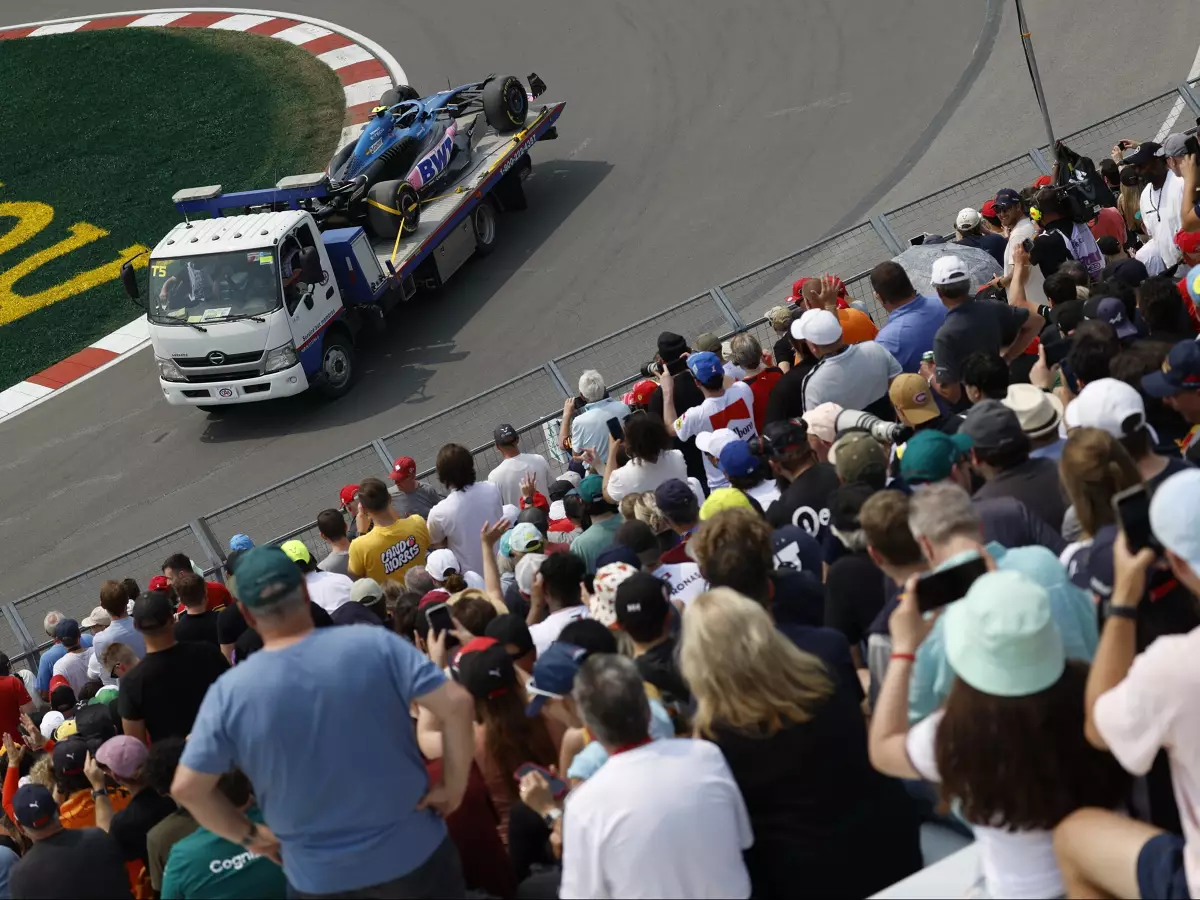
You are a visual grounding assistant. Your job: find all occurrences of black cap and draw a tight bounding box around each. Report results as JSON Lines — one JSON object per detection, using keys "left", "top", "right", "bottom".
{"left": 54, "top": 618, "right": 81, "bottom": 649}
{"left": 830, "top": 482, "right": 876, "bottom": 532}
{"left": 132, "top": 590, "right": 175, "bottom": 631}
{"left": 494, "top": 423, "right": 519, "bottom": 446}
{"left": 1120, "top": 141, "right": 1161, "bottom": 166}
{"left": 1051, "top": 298, "right": 1085, "bottom": 334}
{"left": 50, "top": 685, "right": 76, "bottom": 713}
{"left": 548, "top": 479, "right": 574, "bottom": 502}
{"left": 1108, "top": 258, "right": 1149, "bottom": 288}
{"left": 657, "top": 331, "right": 689, "bottom": 362}
{"left": 485, "top": 614, "right": 536, "bottom": 659}
{"left": 1095, "top": 235, "right": 1121, "bottom": 256}
{"left": 452, "top": 637, "right": 516, "bottom": 700}
{"left": 762, "top": 418, "right": 808, "bottom": 454}
{"left": 615, "top": 572, "right": 671, "bottom": 638}
{"left": 53, "top": 738, "right": 86, "bottom": 776}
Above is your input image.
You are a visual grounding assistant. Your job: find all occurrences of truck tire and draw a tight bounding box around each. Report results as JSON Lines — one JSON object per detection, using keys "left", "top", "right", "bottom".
{"left": 365, "top": 179, "right": 420, "bottom": 239}
{"left": 472, "top": 201, "right": 498, "bottom": 256}
{"left": 482, "top": 75, "right": 528, "bottom": 133}
{"left": 317, "top": 329, "right": 356, "bottom": 399}
{"left": 379, "top": 85, "right": 420, "bottom": 107}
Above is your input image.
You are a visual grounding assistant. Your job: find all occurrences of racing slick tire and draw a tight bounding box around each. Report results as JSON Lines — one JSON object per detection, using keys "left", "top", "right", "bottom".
{"left": 472, "top": 201, "right": 498, "bottom": 256}
{"left": 317, "top": 328, "right": 356, "bottom": 400}
{"left": 365, "top": 179, "right": 421, "bottom": 239}
{"left": 379, "top": 85, "right": 421, "bottom": 107}
{"left": 482, "top": 75, "right": 528, "bottom": 133}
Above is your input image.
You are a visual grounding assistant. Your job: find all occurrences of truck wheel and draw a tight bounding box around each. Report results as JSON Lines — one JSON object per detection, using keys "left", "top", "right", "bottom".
{"left": 379, "top": 85, "right": 420, "bottom": 107}
{"left": 365, "top": 179, "right": 420, "bottom": 239}
{"left": 482, "top": 75, "right": 528, "bottom": 133}
{"left": 318, "top": 331, "right": 356, "bottom": 399}
{"left": 472, "top": 201, "right": 498, "bottom": 256}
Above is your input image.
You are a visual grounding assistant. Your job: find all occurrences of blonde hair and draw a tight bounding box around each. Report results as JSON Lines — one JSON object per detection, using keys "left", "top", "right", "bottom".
{"left": 29, "top": 755, "right": 54, "bottom": 790}
{"left": 680, "top": 588, "right": 833, "bottom": 738}
{"left": 631, "top": 492, "right": 665, "bottom": 532}
{"left": 1058, "top": 427, "right": 1141, "bottom": 538}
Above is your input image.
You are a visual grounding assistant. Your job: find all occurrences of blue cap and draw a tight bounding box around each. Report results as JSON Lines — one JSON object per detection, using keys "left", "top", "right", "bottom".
{"left": 229, "top": 533, "right": 254, "bottom": 552}
{"left": 771, "top": 526, "right": 823, "bottom": 575}
{"left": 525, "top": 642, "right": 589, "bottom": 716}
{"left": 595, "top": 544, "right": 642, "bottom": 570}
{"left": 1183, "top": 264, "right": 1200, "bottom": 306}
{"left": 686, "top": 351, "right": 723, "bottom": 385}
{"left": 993, "top": 188, "right": 1022, "bottom": 211}
{"left": 1142, "top": 339, "right": 1200, "bottom": 398}
{"left": 718, "top": 440, "right": 759, "bottom": 478}
{"left": 12, "top": 784, "right": 56, "bottom": 829}
{"left": 54, "top": 618, "right": 81, "bottom": 648}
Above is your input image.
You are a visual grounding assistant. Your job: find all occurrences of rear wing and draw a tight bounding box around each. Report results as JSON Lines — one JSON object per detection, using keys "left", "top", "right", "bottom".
{"left": 172, "top": 174, "right": 329, "bottom": 219}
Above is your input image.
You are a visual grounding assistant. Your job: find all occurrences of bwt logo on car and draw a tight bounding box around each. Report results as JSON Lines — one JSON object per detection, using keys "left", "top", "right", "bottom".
{"left": 410, "top": 125, "right": 457, "bottom": 189}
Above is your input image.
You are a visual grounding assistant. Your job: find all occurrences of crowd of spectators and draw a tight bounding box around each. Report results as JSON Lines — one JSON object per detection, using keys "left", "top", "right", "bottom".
{"left": 8, "top": 135, "right": 1200, "bottom": 900}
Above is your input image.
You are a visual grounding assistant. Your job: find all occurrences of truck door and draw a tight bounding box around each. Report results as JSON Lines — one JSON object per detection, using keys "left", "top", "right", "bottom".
{"left": 282, "top": 222, "right": 335, "bottom": 353}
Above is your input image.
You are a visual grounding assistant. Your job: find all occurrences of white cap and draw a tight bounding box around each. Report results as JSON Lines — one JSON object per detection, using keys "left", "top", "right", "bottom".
{"left": 515, "top": 553, "right": 547, "bottom": 595}
{"left": 1151, "top": 468, "right": 1200, "bottom": 574}
{"left": 930, "top": 255, "right": 970, "bottom": 286}
{"left": 695, "top": 427, "right": 739, "bottom": 458}
{"left": 556, "top": 471, "right": 582, "bottom": 488}
{"left": 81, "top": 606, "right": 112, "bottom": 629}
{"left": 791, "top": 308, "right": 843, "bottom": 345}
{"left": 39, "top": 712, "right": 64, "bottom": 741}
{"left": 956, "top": 208, "right": 982, "bottom": 231}
{"left": 426, "top": 548, "right": 460, "bottom": 582}
{"left": 1064, "top": 378, "right": 1157, "bottom": 443}
{"left": 500, "top": 504, "right": 520, "bottom": 525}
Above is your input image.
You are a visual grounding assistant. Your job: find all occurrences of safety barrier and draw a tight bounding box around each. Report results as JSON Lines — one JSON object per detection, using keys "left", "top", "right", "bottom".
{"left": 9, "top": 79, "right": 1200, "bottom": 672}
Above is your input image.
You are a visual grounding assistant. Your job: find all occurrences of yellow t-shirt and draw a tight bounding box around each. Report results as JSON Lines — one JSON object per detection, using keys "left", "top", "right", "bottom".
{"left": 348, "top": 516, "right": 430, "bottom": 583}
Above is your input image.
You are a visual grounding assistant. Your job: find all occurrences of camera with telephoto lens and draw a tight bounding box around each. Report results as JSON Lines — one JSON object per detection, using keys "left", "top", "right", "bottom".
{"left": 639, "top": 360, "right": 664, "bottom": 379}
{"left": 835, "top": 409, "right": 913, "bottom": 445}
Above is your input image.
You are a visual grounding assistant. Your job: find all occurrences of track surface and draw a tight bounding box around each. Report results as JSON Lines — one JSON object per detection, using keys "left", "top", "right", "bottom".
{"left": 4, "top": 0, "right": 1200, "bottom": 601}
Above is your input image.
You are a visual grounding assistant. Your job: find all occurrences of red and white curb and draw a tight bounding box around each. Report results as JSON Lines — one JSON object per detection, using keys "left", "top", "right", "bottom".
{"left": 0, "top": 7, "right": 401, "bottom": 422}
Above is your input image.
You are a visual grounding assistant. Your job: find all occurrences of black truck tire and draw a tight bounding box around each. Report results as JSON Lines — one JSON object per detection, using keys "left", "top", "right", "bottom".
{"left": 365, "top": 179, "right": 421, "bottom": 239}
{"left": 482, "top": 75, "right": 528, "bottom": 133}
{"left": 379, "top": 85, "right": 420, "bottom": 107}
{"left": 317, "top": 329, "right": 356, "bottom": 399}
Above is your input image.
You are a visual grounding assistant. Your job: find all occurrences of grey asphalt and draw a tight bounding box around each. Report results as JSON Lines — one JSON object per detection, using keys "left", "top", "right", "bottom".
{"left": 4, "top": 0, "right": 1200, "bottom": 603}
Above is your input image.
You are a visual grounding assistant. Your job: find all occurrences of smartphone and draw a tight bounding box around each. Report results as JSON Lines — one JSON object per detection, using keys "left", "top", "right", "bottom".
{"left": 606, "top": 416, "right": 624, "bottom": 441}
{"left": 1043, "top": 335, "right": 1072, "bottom": 368}
{"left": 425, "top": 602, "right": 455, "bottom": 639}
{"left": 915, "top": 554, "right": 989, "bottom": 614}
{"left": 514, "top": 763, "right": 568, "bottom": 798}
{"left": 1112, "top": 484, "right": 1159, "bottom": 553}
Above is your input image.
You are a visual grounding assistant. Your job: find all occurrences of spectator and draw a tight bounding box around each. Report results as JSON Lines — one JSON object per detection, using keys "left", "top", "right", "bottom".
{"left": 764, "top": 306, "right": 797, "bottom": 372}
{"left": 330, "top": 578, "right": 390, "bottom": 627}
{"left": 1125, "top": 138, "right": 1185, "bottom": 274}
{"left": 824, "top": 485, "right": 890, "bottom": 663}
{"left": 38, "top": 610, "right": 96, "bottom": 698}
{"left": 552, "top": 654, "right": 753, "bottom": 899}
{"left": 161, "top": 554, "right": 230, "bottom": 614}
{"left": 960, "top": 351, "right": 1009, "bottom": 404}
{"left": 428, "top": 447, "right": 503, "bottom": 577}
{"left": 1081, "top": 295, "right": 1139, "bottom": 347}
{"left": 719, "top": 440, "right": 780, "bottom": 512}
{"left": 568, "top": 476, "right": 622, "bottom": 573}
{"left": 87, "top": 735, "right": 176, "bottom": 870}
{"left": 142, "top": 738, "right": 199, "bottom": 896}
{"left": 995, "top": 187, "right": 1039, "bottom": 283}
{"left": 349, "top": 477, "right": 432, "bottom": 585}
{"left": 889, "top": 372, "right": 954, "bottom": 434}
{"left": 405, "top": 565, "right": 437, "bottom": 597}
{"left": 905, "top": 483, "right": 1096, "bottom": 722}
{"left": 1003, "top": 383, "right": 1066, "bottom": 460}
{"left": 528, "top": 552, "right": 589, "bottom": 655}
{"left": 794, "top": 309, "right": 900, "bottom": 417}
{"left": 1110, "top": 340, "right": 1191, "bottom": 455}
{"left": 800, "top": 276, "right": 878, "bottom": 344}
{"left": 1143, "top": 338, "right": 1200, "bottom": 463}
{"left": 763, "top": 418, "right": 841, "bottom": 542}
{"left": 1028, "top": 186, "right": 1104, "bottom": 280}
{"left": 653, "top": 479, "right": 702, "bottom": 562}
{"left": 485, "top": 613, "right": 537, "bottom": 675}
{"left": 172, "top": 571, "right": 220, "bottom": 646}
{"left": 1056, "top": 427, "right": 1141, "bottom": 570}
{"left": 953, "top": 206, "right": 1007, "bottom": 265}
{"left": 1088, "top": 196, "right": 1128, "bottom": 247}
{"left": 647, "top": 332, "right": 710, "bottom": 487}
{"left": 927, "top": 255, "right": 1041, "bottom": 406}
{"left": 762, "top": 318, "right": 821, "bottom": 424}
{"left": 569, "top": 370, "right": 630, "bottom": 466}
{"left": 961, "top": 400, "right": 1069, "bottom": 531}
{"left": 50, "top": 619, "right": 92, "bottom": 695}
{"left": 871, "top": 261, "right": 947, "bottom": 373}
{"left": 118, "top": 590, "right": 228, "bottom": 743}
{"left": 682, "top": 588, "right": 921, "bottom": 898}
{"left": 387, "top": 456, "right": 446, "bottom": 520}
{"left": 427, "top": 548, "right": 484, "bottom": 594}
{"left": 664, "top": 351, "right": 757, "bottom": 491}
{"left": 800, "top": 402, "right": 841, "bottom": 463}
{"left": 602, "top": 412, "right": 686, "bottom": 503}
{"left": 282, "top": 539, "right": 353, "bottom": 615}
{"left": 102, "top": 642, "right": 139, "bottom": 684}
{"left": 1138, "top": 274, "right": 1194, "bottom": 343}
{"left": 9, "top": 783, "right": 132, "bottom": 899}
{"left": 488, "top": 423, "right": 554, "bottom": 507}
{"left": 314, "top": 508, "right": 351, "bottom": 576}
{"left": 81, "top": 606, "right": 111, "bottom": 636}
{"left": 614, "top": 572, "right": 691, "bottom": 710}
{"left": 869, "top": 569, "right": 1128, "bottom": 899}
{"left": 1174, "top": 246, "right": 1200, "bottom": 330}
{"left": 1098, "top": 234, "right": 1127, "bottom": 269}
{"left": 171, "top": 546, "right": 476, "bottom": 898}
{"left": 830, "top": 432, "right": 889, "bottom": 492}
{"left": 86, "top": 582, "right": 144, "bottom": 688}
{"left": 0, "top": 654, "right": 32, "bottom": 752}
{"left": 727, "top": 334, "right": 779, "bottom": 427}
{"left": 1066, "top": 319, "right": 1120, "bottom": 393}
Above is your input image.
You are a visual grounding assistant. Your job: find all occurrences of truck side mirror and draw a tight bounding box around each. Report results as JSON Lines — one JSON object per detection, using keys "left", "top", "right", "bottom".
{"left": 120, "top": 260, "right": 139, "bottom": 300}
{"left": 300, "top": 247, "right": 323, "bottom": 285}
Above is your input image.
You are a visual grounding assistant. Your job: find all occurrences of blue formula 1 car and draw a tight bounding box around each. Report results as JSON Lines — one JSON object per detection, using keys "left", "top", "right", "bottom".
{"left": 321, "top": 73, "right": 545, "bottom": 238}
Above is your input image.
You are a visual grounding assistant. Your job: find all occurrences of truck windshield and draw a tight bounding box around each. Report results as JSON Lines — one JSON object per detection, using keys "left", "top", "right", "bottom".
{"left": 147, "top": 250, "right": 282, "bottom": 324}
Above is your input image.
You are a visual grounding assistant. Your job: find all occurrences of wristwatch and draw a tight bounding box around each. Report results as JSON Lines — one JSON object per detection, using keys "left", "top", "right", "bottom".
{"left": 542, "top": 808, "right": 563, "bottom": 830}
{"left": 91, "top": 788, "right": 107, "bottom": 799}
{"left": 1108, "top": 605, "right": 1137, "bottom": 621}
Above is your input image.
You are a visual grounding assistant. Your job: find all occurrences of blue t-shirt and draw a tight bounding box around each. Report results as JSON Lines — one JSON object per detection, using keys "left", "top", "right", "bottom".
{"left": 874, "top": 294, "right": 947, "bottom": 373}
{"left": 180, "top": 626, "right": 448, "bottom": 894}
{"left": 36, "top": 634, "right": 93, "bottom": 693}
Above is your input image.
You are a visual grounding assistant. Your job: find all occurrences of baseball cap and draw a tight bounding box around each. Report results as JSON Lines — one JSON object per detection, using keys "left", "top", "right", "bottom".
{"left": 54, "top": 718, "right": 79, "bottom": 740}
{"left": 695, "top": 427, "right": 738, "bottom": 459}
{"left": 1142, "top": 339, "right": 1200, "bottom": 398}
{"left": 493, "top": 424, "right": 519, "bottom": 446}
{"left": 1159, "top": 134, "right": 1190, "bottom": 158}
{"left": 426, "top": 549, "right": 462, "bottom": 582}
{"left": 694, "top": 332, "right": 721, "bottom": 354}
{"left": 591, "top": 562, "right": 639, "bottom": 627}
{"left": 390, "top": 457, "right": 417, "bottom": 481}
{"left": 686, "top": 350, "right": 723, "bottom": 384}
{"left": 1096, "top": 235, "right": 1122, "bottom": 256}
{"left": 147, "top": 575, "right": 170, "bottom": 593}
{"left": 1120, "top": 141, "right": 1161, "bottom": 166}
{"left": 787, "top": 277, "right": 809, "bottom": 304}
{"left": 657, "top": 331, "right": 688, "bottom": 362}
{"left": 485, "top": 613, "right": 535, "bottom": 658}
{"left": 1033, "top": 174, "right": 1053, "bottom": 188}
{"left": 38, "top": 711, "right": 64, "bottom": 741}
{"left": 1002, "top": 383, "right": 1063, "bottom": 440}
{"left": 980, "top": 199, "right": 998, "bottom": 219}
{"left": 53, "top": 738, "right": 86, "bottom": 776}
{"left": 654, "top": 479, "right": 699, "bottom": 522}
{"left": 577, "top": 474, "right": 605, "bottom": 504}
{"left": 1065, "top": 378, "right": 1155, "bottom": 441}
{"left": 515, "top": 553, "right": 547, "bottom": 596}
{"left": 831, "top": 433, "right": 888, "bottom": 484}
{"left": 899, "top": 429, "right": 974, "bottom": 485}
{"left": 718, "top": 441, "right": 759, "bottom": 479}
{"left": 50, "top": 684, "right": 75, "bottom": 713}
{"left": 793, "top": 309, "right": 842, "bottom": 345}
{"left": 418, "top": 589, "right": 450, "bottom": 610}
{"left": 1185, "top": 264, "right": 1200, "bottom": 308}
{"left": 930, "top": 255, "right": 970, "bottom": 286}
{"left": 12, "top": 784, "right": 56, "bottom": 829}
{"left": 509, "top": 523, "right": 545, "bottom": 554}
{"left": 629, "top": 379, "right": 657, "bottom": 407}
{"left": 1175, "top": 231, "right": 1200, "bottom": 257}
{"left": 700, "top": 487, "right": 754, "bottom": 520}
{"left": 230, "top": 546, "right": 303, "bottom": 609}
{"left": 525, "top": 642, "right": 590, "bottom": 716}
{"left": 955, "top": 207, "right": 982, "bottom": 230}
{"left": 595, "top": 544, "right": 643, "bottom": 570}
{"left": 54, "top": 618, "right": 81, "bottom": 648}
{"left": 279, "top": 539, "right": 311, "bottom": 565}
{"left": 90, "top": 685, "right": 118, "bottom": 707}
{"left": 1150, "top": 469, "right": 1200, "bottom": 574}
{"left": 131, "top": 590, "right": 175, "bottom": 630}
{"left": 339, "top": 484, "right": 359, "bottom": 507}
{"left": 95, "top": 735, "right": 149, "bottom": 781}
{"left": 1083, "top": 296, "right": 1137, "bottom": 340}
{"left": 771, "top": 525, "right": 823, "bottom": 574}
{"left": 80, "top": 606, "right": 111, "bottom": 629}
{"left": 350, "top": 577, "right": 384, "bottom": 605}
{"left": 943, "top": 570, "right": 1065, "bottom": 697}
{"left": 993, "top": 188, "right": 1022, "bottom": 211}
{"left": 229, "top": 533, "right": 254, "bottom": 552}
{"left": 615, "top": 572, "right": 671, "bottom": 638}
{"left": 1051, "top": 299, "right": 1086, "bottom": 335}
{"left": 1107, "top": 258, "right": 1149, "bottom": 289}
{"left": 889, "top": 373, "right": 940, "bottom": 425}
{"left": 960, "top": 400, "right": 1026, "bottom": 451}
{"left": 452, "top": 637, "right": 515, "bottom": 700}
{"left": 548, "top": 480, "right": 574, "bottom": 503}
{"left": 762, "top": 418, "right": 809, "bottom": 454}
{"left": 802, "top": 402, "right": 842, "bottom": 443}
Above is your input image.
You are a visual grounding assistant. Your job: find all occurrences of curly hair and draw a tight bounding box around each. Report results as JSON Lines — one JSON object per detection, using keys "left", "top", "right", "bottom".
{"left": 691, "top": 509, "right": 774, "bottom": 603}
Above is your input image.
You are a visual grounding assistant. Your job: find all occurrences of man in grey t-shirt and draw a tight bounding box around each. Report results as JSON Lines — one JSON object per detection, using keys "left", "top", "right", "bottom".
{"left": 316, "top": 508, "right": 352, "bottom": 576}
{"left": 388, "top": 455, "right": 445, "bottom": 519}
{"left": 795, "top": 309, "right": 901, "bottom": 415}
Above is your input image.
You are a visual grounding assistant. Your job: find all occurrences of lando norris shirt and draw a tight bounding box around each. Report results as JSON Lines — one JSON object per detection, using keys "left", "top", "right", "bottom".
{"left": 160, "top": 806, "right": 286, "bottom": 899}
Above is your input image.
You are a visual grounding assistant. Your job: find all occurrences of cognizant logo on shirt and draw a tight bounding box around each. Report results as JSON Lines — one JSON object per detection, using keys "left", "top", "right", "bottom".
{"left": 380, "top": 537, "right": 421, "bottom": 574}
{"left": 209, "top": 850, "right": 262, "bottom": 873}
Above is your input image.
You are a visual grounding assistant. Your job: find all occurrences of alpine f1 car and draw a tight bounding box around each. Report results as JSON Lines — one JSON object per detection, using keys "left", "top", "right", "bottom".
{"left": 320, "top": 73, "right": 546, "bottom": 238}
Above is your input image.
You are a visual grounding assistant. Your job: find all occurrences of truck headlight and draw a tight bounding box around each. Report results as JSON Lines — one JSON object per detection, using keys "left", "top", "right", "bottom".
{"left": 264, "top": 342, "right": 299, "bottom": 374}
{"left": 157, "top": 357, "right": 186, "bottom": 382}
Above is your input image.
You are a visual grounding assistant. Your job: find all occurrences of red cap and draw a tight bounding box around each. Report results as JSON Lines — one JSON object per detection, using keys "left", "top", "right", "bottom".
{"left": 630, "top": 379, "right": 657, "bottom": 407}
{"left": 788, "top": 275, "right": 847, "bottom": 305}
{"left": 339, "top": 484, "right": 359, "bottom": 507}
{"left": 1176, "top": 229, "right": 1200, "bottom": 255}
{"left": 419, "top": 589, "right": 450, "bottom": 610}
{"left": 148, "top": 575, "right": 170, "bottom": 592}
{"left": 1033, "top": 175, "right": 1053, "bottom": 188}
{"left": 980, "top": 199, "right": 998, "bottom": 219}
{"left": 389, "top": 457, "right": 417, "bottom": 482}
{"left": 787, "top": 277, "right": 809, "bottom": 304}
{"left": 49, "top": 675, "right": 70, "bottom": 693}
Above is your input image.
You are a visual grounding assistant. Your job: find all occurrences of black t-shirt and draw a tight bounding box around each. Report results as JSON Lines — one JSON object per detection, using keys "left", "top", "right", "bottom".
{"left": 763, "top": 358, "right": 818, "bottom": 425}
{"left": 331, "top": 602, "right": 383, "bottom": 627}
{"left": 769, "top": 569, "right": 826, "bottom": 630}
{"left": 635, "top": 638, "right": 691, "bottom": 707}
{"left": 649, "top": 373, "right": 709, "bottom": 491}
{"left": 933, "top": 298, "right": 1028, "bottom": 385}
{"left": 11, "top": 827, "right": 133, "bottom": 899}
{"left": 216, "top": 603, "right": 248, "bottom": 647}
{"left": 117, "top": 642, "right": 229, "bottom": 741}
{"left": 824, "top": 551, "right": 887, "bottom": 649}
{"left": 973, "top": 457, "right": 1068, "bottom": 538}
{"left": 110, "top": 789, "right": 177, "bottom": 865}
{"left": 1029, "top": 220, "right": 1076, "bottom": 278}
{"left": 766, "top": 463, "right": 841, "bottom": 543}
{"left": 223, "top": 601, "right": 334, "bottom": 663}
{"left": 174, "top": 611, "right": 220, "bottom": 647}
{"left": 772, "top": 334, "right": 794, "bottom": 370}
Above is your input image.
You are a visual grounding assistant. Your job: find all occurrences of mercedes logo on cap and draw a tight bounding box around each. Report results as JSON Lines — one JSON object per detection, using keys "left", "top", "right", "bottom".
{"left": 207, "top": 351, "right": 226, "bottom": 366}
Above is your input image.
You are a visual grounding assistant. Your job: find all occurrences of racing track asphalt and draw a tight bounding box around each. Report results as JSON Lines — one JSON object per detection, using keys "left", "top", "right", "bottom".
{"left": 4, "top": 0, "right": 1200, "bottom": 602}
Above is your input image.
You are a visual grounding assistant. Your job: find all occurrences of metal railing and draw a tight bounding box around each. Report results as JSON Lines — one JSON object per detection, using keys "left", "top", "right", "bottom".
{"left": 9, "top": 79, "right": 1200, "bottom": 673}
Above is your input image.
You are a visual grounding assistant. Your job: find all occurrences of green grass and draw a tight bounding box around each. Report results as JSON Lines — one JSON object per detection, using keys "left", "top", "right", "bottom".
{"left": 0, "top": 28, "right": 346, "bottom": 388}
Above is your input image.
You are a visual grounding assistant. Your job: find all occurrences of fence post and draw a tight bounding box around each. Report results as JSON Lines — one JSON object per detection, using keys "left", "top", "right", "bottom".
{"left": 2, "top": 604, "right": 37, "bottom": 663}
{"left": 542, "top": 360, "right": 573, "bottom": 399}
{"left": 1177, "top": 83, "right": 1200, "bottom": 117}
{"left": 371, "top": 438, "right": 395, "bottom": 472}
{"left": 870, "top": 215, "right": 906, "bottom": 255}
{"left": 1028, "top": 147, "right": 1053, "bottom": 176}
{"left": 709, "top": 287, "right": 744, "bottom": 332}
{"left": 190, "top": 517, "right": 226, "bottom": 576}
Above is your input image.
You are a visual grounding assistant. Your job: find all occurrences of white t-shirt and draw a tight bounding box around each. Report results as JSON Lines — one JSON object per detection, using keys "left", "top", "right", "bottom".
{"left": 487, "top": 453, "right": 555, "bottom": 507}
{"left": 560, "top": 738, "right": 753, "bottom": 899}
{"left": 528, "top": 606, "right": 589, "bottom": 658}
{"left": 606, "top": 450, "right": 688, "bottom": 502}
{"left": 1094, "top": 625, "right": 1200, "bottom": 898}
{"left": 1141, "top": 169, "right": 1184, "bottom": 270}
{"left": 52, "top": 648, "right": 94, "bottom": 695}
{"left": 675, "top": 382, "right": 757, "bottom": 491}
{"left": 907, "top": 711, "right": 1064, "bottom": 899}
{"left": 1004, "top": 217, "right": 1046, "bottom": 305}
{"left": 744, "top": 479, "right": 780, "bottom": 513}
{"left": 304, "top": 570, "right": 354, "bottom": 614}
{"left": 651, "top": 561, "right": 706, "bottom": 606}
{"left": 426, "top": 482, "right": 504, "bottom": 577}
